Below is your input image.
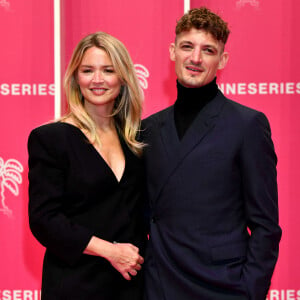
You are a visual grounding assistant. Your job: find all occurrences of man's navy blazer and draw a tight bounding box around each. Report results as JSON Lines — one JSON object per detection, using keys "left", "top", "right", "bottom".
{"left": 142, "top": 91, "right": 282, "bottom": 300}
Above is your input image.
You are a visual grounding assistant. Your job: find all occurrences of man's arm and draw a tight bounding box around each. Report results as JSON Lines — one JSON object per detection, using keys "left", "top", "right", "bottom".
{"left": 240, "top": 112, "right": 282, "bottom": 300}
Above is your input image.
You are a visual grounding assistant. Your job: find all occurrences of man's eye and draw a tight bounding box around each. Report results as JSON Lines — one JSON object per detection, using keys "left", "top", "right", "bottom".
{"left": 204, "top": 48, "right": 215, "bottom": 54}
{"left": 181, "top": 45, "right": 192, "bottom": 50}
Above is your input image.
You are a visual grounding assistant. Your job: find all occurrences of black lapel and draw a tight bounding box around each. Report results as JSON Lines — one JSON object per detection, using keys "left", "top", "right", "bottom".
{"left": 159, "top": 106, "right": 180, "bottom": 163}
{"left": 153, "top": 92, "right": 226, "bottom": 202}
{"left": 179, "top": 92, "right": 226, "bottom": 160}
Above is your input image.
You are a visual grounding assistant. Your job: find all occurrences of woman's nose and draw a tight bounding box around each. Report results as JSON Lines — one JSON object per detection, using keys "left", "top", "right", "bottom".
{"left": 92, "top": 71, "right": 104, "bottom": 82}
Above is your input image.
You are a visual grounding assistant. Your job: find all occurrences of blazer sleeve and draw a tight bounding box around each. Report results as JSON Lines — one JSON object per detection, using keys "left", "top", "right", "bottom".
{"left": 28, "top": 127, "right": 93, "bottom": 266}
{"left": 240, "top": 112, "right": 282, "bottom": 300}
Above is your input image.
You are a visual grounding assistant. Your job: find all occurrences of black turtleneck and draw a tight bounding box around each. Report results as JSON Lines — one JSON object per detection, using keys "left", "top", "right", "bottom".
{"left": 174, "top": 78, "right": 218, "bottom": 140}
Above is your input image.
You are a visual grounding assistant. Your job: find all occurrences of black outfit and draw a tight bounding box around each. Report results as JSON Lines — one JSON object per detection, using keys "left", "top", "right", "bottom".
{"left": 142, "top": 78, "right": 281, "bottom": 300}
{"left": 174, "top": 78, "right": 218, "bottom": 139}
{"left": 28, "top": 122, "right": 146, "bottom": 300}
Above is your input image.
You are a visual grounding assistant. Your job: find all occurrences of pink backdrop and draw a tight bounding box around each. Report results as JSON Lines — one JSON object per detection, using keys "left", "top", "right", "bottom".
{"left": 0, "top": 0, "right": 299, "bottom": 299}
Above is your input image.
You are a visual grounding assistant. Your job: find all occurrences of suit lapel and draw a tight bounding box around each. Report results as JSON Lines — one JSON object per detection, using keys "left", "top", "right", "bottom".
{"left": 159, "top": 106, "right": 180, "bottom": 163}
{"left": 153, "top": 93, "right": 226, "bottom": 202}
{"left": 179, "top": 92, "right": 226, "bottom": 160}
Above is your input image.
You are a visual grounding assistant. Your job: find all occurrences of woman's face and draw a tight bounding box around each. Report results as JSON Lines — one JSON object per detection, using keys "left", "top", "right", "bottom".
{"left": 77, "top": 46, "right": 122, "bottom": 112}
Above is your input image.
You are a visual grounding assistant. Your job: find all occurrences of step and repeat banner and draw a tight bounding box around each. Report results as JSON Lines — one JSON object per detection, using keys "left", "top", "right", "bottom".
{"left": 191, "top": 1, "right": 300, "bottom": 299}
{"left": 0, "top": 0, "right": 299, "bottom": 299}
{"left": 0, "top": 0, "right": 54, "bottom": 299}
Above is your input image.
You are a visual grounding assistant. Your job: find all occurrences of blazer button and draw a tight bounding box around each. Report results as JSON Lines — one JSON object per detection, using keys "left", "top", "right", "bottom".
{"left": 151, "top": 216, "right": 157, "bottom": 223}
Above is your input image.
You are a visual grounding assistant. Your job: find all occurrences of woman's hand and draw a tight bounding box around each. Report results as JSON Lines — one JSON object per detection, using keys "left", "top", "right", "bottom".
{"left": 107, "top": 242, "right": 144, "bottom": 280}
{"left": 84, "top": 237, "right": 144, "bottom": 280}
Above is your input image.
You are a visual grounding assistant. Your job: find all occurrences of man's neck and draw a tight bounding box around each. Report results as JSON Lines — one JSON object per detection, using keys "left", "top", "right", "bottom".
{"left": 174, "top": 78, "right": 218, "bottom": 139}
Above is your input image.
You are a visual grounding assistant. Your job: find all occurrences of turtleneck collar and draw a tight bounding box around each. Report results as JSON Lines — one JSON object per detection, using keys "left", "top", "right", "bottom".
{"left": 175, "top": 77, "right": 218, "bottom": 111}
{"left": 174, "top": 77, "right": 219, "bottom": 140}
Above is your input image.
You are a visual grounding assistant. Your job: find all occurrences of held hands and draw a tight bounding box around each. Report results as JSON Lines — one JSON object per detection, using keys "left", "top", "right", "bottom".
{"left": 108, "top": 242, "right": 144, "bottom": 280}
{"left": 84, "top": 237, "right": 144, "bottom": 281}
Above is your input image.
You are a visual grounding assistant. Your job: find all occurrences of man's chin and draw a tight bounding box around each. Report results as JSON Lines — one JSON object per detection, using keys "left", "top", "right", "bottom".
{"left": 180, "top": 80, "right": 204, "bottom": 89}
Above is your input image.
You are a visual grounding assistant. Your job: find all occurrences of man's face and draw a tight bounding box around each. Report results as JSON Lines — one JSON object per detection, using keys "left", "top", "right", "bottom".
{"left": 170, "top": 28, "right": 229, "bottom": 88}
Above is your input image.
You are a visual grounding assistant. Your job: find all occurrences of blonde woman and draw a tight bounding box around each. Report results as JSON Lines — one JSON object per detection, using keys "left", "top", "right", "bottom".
{"left": 28, "top": 32, "right": 146, "bottom": 300}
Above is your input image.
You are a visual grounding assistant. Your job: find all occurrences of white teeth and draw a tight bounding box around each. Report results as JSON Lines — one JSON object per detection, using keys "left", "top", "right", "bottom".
{"left": 187, "top": 67, "right": 200, "bottom": 72}
{"left": 90, "top": 88, "right": 106, "bottom": 95}
{"left": 91, "top": 88, "right": 106, "bottom": 92}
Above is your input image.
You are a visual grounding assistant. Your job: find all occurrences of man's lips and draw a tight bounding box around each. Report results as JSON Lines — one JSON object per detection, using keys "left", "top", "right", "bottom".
{"left": 186, "top": 66, "right": 203, "bottom": 73}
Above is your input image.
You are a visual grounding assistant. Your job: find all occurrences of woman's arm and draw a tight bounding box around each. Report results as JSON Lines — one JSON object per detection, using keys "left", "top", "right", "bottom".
{"left": 84, "top": 236, "right": 144, "bottom": 280}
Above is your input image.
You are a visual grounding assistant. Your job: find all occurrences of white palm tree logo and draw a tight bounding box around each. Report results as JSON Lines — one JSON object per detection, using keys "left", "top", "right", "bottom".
{"left": 0, "top": 0, "right": 10, "bottom": 11}
{"left": 0, "top": 157, "right": 23, "bottom": 216}
{"left": 134, "top": 64, "right": 150, "bottom": 90}
{"left": 236, "top": 0, "right": 260, "bottom": 8}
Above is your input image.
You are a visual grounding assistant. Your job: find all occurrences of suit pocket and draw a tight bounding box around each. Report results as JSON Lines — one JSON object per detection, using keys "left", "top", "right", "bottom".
{"left": 211, "top": 241, "right": 247, "bottom": 263}
{"left": 211, "top": 241, "right": 248, "bottom": 290}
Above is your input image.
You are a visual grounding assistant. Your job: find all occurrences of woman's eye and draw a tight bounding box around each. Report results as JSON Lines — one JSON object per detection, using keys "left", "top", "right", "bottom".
{"left": 82, "top": 69, "right": 92, "bottom": 73}
{"left": 105, "top": 69, "right": 114, "bottom": 73}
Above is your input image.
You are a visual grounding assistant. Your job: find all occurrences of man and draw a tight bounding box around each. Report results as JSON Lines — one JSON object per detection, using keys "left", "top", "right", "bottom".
{"left": 142, "top": 7, "right": 282, "bottom": 300}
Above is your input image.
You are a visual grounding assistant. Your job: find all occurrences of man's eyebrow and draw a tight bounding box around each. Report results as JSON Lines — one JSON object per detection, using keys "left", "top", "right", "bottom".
{"left": 178, "top": 41, "right": 218, "bottom": 50}
{"left": 203, "top": 44, "right": 218, "bottom": 49}
{"left": 178, "top": 40, "right": 193, "bottom": 45}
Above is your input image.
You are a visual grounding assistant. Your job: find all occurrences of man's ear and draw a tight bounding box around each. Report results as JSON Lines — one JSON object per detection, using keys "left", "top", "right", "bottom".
{"left": 218, "top": 51, "right": 229, "bottom": 70}
{"left": 169, "top": 43, "right": 176, "bottom": 61}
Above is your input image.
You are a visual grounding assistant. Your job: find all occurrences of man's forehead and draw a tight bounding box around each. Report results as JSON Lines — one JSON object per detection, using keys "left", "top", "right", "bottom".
{"left": 175, "top": 29, "right": 224, "bottom": 49}
{"left": 177, "top": 29, "right": 215, "bottom": 41}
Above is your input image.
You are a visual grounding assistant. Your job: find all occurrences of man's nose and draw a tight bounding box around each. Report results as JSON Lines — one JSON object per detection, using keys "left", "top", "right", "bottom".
{"left": 191, "top": 48, "right": 202, "bottom": 64}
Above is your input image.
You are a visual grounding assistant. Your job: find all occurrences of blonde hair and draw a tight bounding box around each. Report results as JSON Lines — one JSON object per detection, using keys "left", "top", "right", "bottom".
{"left": 62, "top": 31, "right": 144, "bottom": 156}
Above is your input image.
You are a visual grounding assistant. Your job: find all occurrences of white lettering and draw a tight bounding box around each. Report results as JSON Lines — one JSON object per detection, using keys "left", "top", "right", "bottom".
{"left": 38, "top": 84, "right": 47, "bottom": 95}
{"left": 280, "top": 82, "right": 285, "bottom": 94}
{"left": 217, "top": 82, "right": 300, "bottom": 96}
{"left": 48, "top": 83, "right": 55, "bottom": 95}
{"left": 0, "top": 83, "right": 54, "bottom": 96}
{"left": 226, "top": 83, "right": 236, "bottom": 95}
{"left": 287, "top": 289, "right": 295, "bottom": 299}
{"left": 1, "top": 82, "right": 300, "bottom": 97}
{"left": 248, "top": 82, "right": 257, "bottom": 94}
{"left": 0, "top": 289, "right": 41, "bottom": 300}
{"left": 218, "top": 83, "right": 224, "bottom": 93}
{"left": 237, "top": 83, "right": 246, "bottom": 94}
{"left": 32, "top": 84, "right": 37, "bottom": 95}
{"left": 258, "top": 82, "right": 268, "bottom": 94}
{"left": 11, "top": 84, "right": 20, "bottom": 95}
{"left": 2, "top": 290, "right": 11, "bottom": 300}
{"left": 23, "top": 291, "right": 32, "bottom": 300}
{"left": 0, "top": 83, "right": 10, "bottom": 95}
{"left": 22, "top": 84, "right": 31, "bottom": 95}
{"left": 296, "top": 82, "right": 300, "bottom": 94}
{"left": 286, "top": 82, "right": 294, "bottom": 94}
{"left": 268, "top": 290, "right": 300, "bottom": 300}
{"left": 11, "top": 83, "right": 20, "bottom": 96}
{"left": 12, "top": 291, "right": 22, "bottom": 300}
{"left": 269, "top": 82, "right": 278, "bottom": 94}
{"left": 269, "top": 290, "right": 280, "bottom": 300}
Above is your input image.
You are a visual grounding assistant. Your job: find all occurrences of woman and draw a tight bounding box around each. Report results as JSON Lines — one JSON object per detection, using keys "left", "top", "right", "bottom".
{"left": 28, "top": 32, "right": 147, "bottom": 299}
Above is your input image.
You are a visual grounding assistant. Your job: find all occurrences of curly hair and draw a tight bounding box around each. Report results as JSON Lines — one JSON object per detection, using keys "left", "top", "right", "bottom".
{"left": 175, "top": 7, "right": 230, "bottom": 45}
